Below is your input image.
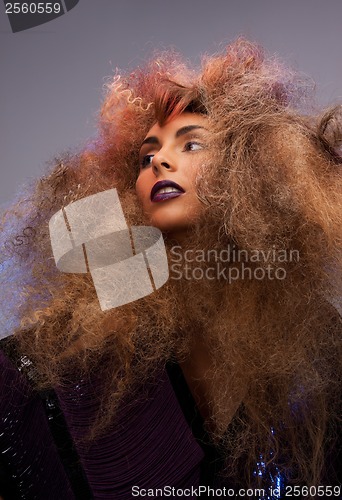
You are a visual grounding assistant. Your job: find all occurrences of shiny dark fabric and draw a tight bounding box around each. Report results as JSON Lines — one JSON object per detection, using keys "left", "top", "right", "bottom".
{"left": 0, "top": 349, "right": 75, "bottom": 499}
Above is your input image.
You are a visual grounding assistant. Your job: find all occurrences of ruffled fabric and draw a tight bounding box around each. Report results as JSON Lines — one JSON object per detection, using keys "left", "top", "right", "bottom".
{"left": 55, "top": 367, "right": 205, "bottom": 498}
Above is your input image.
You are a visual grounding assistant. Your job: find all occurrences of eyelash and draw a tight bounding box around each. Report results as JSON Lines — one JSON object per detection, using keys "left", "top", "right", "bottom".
{"left": 184, "top": 141, "right": 204, "bottom": 152}
{"left": 139, "top": 141, "right": 204, "bottom": 169}
{"left": 140, "top": 154, "right": 154, "bottom": 169}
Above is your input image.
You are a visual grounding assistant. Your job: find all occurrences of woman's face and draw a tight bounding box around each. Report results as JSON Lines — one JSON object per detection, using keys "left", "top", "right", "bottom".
{"left": 136, "top": 112, "right": 209, "bottom": 239}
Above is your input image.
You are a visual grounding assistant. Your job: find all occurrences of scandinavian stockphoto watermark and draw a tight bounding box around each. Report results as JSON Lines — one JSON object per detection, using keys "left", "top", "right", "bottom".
{"left": 49, "top": 189, "right": 299, "bottom": 311}
{"left": 169, "top": 245, "right": 300, "bottom": 282}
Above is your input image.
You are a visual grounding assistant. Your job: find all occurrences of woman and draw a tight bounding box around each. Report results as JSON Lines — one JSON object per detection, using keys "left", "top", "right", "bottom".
{"left": 0, "top": 39, "right": 341, "bottom": 499}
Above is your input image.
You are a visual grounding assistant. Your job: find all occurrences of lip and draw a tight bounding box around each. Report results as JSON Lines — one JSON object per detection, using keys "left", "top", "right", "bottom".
{"left": 150, "top": 180, "right": 185, "bottom": 202}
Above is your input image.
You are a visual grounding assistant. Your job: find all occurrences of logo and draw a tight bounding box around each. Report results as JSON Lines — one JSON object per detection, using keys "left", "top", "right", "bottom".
{"left": 3, "top": 0, "right": 80, "bottom": 33}
{"left": 49, "top": 189, "right": 169, "bottom": 311}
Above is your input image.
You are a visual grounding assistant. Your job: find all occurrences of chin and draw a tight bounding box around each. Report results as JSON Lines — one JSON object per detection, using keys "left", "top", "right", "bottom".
{"left": 147, "top": 207, "right": 184, "bottom": 231}
{"left": 149, "top": 218, "right": 185, "bottom": 234}
{"left": 143, "top": 203, "right": 203, "bottom": 239}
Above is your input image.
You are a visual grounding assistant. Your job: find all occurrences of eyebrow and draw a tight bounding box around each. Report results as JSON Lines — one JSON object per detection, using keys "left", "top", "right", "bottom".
{"left": 140, "top": 125, "right": 207, "bottom": 147}
{"left": 175, "top": 125, "right": 206, "bottom": 138}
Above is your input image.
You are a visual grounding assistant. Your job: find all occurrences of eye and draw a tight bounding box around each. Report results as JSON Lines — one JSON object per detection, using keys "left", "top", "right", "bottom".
{"left": 184, "top": 141, "right": 204, "bottom": 152}
{"left": 140, "top": 154, "right": 154, "bottom": 169}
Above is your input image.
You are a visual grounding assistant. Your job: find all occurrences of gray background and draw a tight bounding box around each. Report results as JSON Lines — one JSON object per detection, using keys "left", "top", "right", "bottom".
{"left": 1, "top": 0, "right": 341, "bottom": 208}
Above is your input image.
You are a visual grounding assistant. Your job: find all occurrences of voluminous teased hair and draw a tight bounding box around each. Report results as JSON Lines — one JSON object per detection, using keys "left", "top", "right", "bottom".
{"left": 1, "top": 39, "right": 341, "bottom": 489}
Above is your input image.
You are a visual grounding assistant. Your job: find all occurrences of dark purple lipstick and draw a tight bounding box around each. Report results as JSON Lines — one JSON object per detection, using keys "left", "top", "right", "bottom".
{"left": 150, "top": 180, "right": 185, "bottom": 202}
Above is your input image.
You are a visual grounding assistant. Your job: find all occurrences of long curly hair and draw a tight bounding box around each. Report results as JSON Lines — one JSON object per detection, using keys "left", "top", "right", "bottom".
{"left": 1, "top": 38, "right": 341, "bottom": 488}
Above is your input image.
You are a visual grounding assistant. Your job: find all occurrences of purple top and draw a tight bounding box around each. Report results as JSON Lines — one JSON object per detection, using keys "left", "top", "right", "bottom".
{"left": 1, "top": 344, "right": 340, "bottom": 499}
{"left": 0, "top": 348, "right": 213, "bottom": 499}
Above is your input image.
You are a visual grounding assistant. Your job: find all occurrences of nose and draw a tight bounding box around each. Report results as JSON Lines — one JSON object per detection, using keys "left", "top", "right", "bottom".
{"left": 151, "top": 148, "right": 174, "bottom": 176}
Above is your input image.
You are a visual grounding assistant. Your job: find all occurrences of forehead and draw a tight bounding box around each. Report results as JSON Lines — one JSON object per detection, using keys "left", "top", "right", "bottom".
{"left": 145, "top": 112, "right": 208, "bottom": 138}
